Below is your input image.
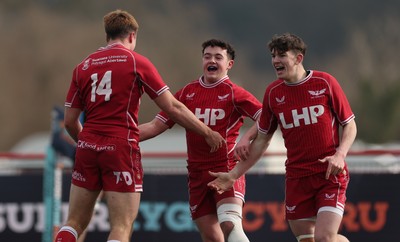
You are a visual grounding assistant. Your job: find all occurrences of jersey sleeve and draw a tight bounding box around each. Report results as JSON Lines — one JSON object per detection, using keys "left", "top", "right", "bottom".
{"left": 328, "top": 74, "right": 355, "bottom": 125}
{"left": 65, "top": 67, "right": 84, "bottom": 109}
{"left": 233, "top": 85, "right": 262, "bottom": 120}
{"left": 135, "top": 55, "right": 169, "bottom": 100}
{"left": 155, "top": 88, "right": 184, "bottom": 128}
{"left": 258, "top": 86, "right": 278, "bottom": 135}
{"left": 155, "top": 111, "right": 175, "bottom": 128}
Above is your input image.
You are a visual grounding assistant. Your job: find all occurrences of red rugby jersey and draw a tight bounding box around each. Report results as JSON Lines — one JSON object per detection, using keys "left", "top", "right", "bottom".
{"left": 65, "top": 43, "right": 169, "bottom": 142}
{"left": 258, "top": 70, "right": 355, "bottom": 178}
{"left": 157, "top": 76, "right": 262, "bottom": 171}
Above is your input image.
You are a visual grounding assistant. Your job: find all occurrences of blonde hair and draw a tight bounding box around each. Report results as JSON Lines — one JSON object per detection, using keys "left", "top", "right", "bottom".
{"left": 103, "top": 9, "right": 139, "bottom": 41}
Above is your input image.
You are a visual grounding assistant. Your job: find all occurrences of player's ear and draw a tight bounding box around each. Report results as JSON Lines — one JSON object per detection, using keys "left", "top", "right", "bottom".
{"left": 128, "top": 32, "right": 136, "bottom": 43}
{"left": 227, "top": 59, "right": 234, "bottom": 70}
{"left": 296, "top": 53, "right": 304, "bottom": 64}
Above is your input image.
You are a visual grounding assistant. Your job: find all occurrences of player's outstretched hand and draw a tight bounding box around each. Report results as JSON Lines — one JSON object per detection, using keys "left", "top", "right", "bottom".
{"left": 205, "top": 131, "right": 226, "bottom": 152}
{"left": 207, "top": 171, "right": 235, "bottom": 194}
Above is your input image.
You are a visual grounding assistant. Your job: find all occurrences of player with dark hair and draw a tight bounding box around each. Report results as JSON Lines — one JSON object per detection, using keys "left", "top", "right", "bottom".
{"left": 208, "top": 33, "right": 357, "bottom": 242}
{"left": 54, "top": 10, "right": 224, "bottom": 242}
{"left": 139, "top": 39, "right": 262, "bottom": 242}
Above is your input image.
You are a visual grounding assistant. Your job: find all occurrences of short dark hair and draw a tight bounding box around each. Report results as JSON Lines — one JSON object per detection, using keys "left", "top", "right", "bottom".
{"left": 103, "top": 10, "right": 139, "bottom": 41}
{"left": 268, "top": 33, "right": 307, "bottom": 56}
{"left": 202, "top": 39, "right": 235, "bottom": 60}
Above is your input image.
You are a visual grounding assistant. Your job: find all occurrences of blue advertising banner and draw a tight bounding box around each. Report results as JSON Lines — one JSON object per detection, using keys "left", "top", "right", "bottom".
{"left": 0, "top": 173, "right": 397, "bottom": 241}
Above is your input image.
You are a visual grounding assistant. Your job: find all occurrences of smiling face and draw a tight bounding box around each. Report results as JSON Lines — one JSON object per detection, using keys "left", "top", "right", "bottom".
{"left": 202, "top": 46, "right": 234, "bottom": 84}
{"left": 271, "top": 49, "right": 305, "bottom": 83}
{"left": 267, "top": 33, "right": 308, "bottom": 83}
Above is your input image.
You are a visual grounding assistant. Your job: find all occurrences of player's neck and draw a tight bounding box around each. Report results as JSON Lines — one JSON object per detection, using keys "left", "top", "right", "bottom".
{"left": 109, "top": 40, "right": 122, "bottom": 45}
{"left": 107, "top": 39, "right": 128, "bottom": 49}
{"left": 286, "top": 68, "right": 307, "bottom": 84}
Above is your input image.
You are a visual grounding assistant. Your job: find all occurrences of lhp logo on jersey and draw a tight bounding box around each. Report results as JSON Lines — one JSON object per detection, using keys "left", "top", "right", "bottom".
{"left": 279, "top": 105, "right": 324, "bottom": 129}
{"left": 195, "top": 108, "right": 225, "bottom": 126}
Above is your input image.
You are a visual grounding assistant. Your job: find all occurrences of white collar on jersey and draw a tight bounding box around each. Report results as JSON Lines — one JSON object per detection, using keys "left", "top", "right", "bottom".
{"left": 199, "top": 75, "right": 229, "bottom": 88}
{"left": 99, "top": 43, "right": 125, "bottom": 50}
{"left": 284, "top": 70, "right": 313, "bottom": 86}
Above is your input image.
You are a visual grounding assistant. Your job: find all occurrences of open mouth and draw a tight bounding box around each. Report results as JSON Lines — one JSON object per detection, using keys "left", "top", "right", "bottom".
{"left": 275, "top": 66, "right": 284, "bottom": 71}
{"left": 207, "top": 66, "right": 218, "bottom": 72}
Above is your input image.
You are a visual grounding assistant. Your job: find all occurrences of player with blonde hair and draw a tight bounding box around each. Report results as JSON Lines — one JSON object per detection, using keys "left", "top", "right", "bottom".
{"left": 54, "top": 10, "right": 224, "bottom": 242}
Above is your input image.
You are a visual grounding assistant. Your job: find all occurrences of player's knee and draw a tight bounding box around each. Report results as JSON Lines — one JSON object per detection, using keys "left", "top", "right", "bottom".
{"left": 220, "top": 220, "right": 234, "bottom": 234}
{"left": 217, "top": 204, "right": 249, "bottom": 242}
{"left": 296, "top": 234, "right": 314, "bottom": 242}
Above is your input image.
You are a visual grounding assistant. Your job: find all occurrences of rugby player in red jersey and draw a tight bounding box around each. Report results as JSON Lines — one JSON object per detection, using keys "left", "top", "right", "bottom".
{"left": 208, "top": 33, "right": 357, "bottom": 242}
{"left": 54, "top": 10, "right": 224, "bottom": 242}
{"left": 139, "top": 39, "right": 262, "bottom": 242}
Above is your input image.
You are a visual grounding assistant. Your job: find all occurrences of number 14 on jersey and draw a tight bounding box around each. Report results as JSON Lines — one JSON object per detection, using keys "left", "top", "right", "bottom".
{"left": 91, "top": 71, "right": 112, "bottom": 102}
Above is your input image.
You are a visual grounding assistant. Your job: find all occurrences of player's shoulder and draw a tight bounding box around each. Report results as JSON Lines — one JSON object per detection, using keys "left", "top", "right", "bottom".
{"left": 267, "top": 78, "right": 285, "bottom": 90}
{"left": 220, "top": 77, "right": 248, "bottom": 91}
{"left": 185, "top": 78, "right": 202, "bottom": 88}
{"left": 177, "top": 79, "right": 200, "bottom": 92}
{"left": 311, "top": 70, "right": 336, "bottom": 82}
{"left": 226, "top": 80, "right": 257, "bottom": 98}
{"left": 130, "top": 51, "right": 150, "bottom": 62}
{"left": 173, "top": 79, "right": 200, "bottom": 99}
{"left": 223, "top": 78, "right": 242, "bottom": 88}
{"left": 129, "top": 51, "right": 161, "bottom": 73}
{"left": 309, "top": 70, "right": 343, "bottom": 90}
